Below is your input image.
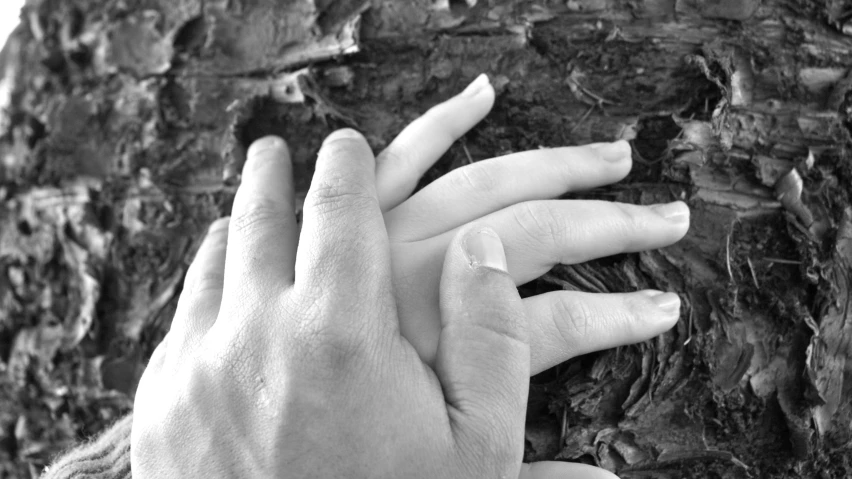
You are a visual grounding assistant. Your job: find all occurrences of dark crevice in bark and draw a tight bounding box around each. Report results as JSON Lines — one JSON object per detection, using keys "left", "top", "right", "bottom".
{"left": 172, "top": 16, "right": 208, "bottom": 57}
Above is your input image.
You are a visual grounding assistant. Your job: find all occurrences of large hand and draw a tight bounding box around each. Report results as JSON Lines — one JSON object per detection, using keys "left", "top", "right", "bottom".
{"left": 379, "top": 75, "right": 689, "bottom": 372}
{"left": 132, "top": 129, "right": 621, "bottom": 478}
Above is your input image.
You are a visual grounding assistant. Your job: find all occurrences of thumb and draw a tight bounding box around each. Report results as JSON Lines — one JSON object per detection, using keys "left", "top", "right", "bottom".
{"left": 519, "top": 462, "right": 620, "bottom": 479}
{"left": 436, "top": 226, "right": 530, "bottom": 453}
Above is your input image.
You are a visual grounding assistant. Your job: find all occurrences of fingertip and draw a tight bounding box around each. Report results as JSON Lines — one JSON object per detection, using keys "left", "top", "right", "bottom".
{"left": 636, "top": 290, "right": 681, "bottom": 327}
{"left": 323, "top": 128, "right": 366, "bottom": 146}
{"left": 589, "top": 140, "right": 632, "bottom": 164}
{"left": 650, "top": 291, "right": 682, "bottom": 319}
{"left": 248, "top": 135, "right": 288, "bottom": 157}
{"left": 315, "top": 128, "right": 377, "bottom": 189}
{"left": 318, "top": 129, "right": 373, "bottom": 167}
{"left": 207, "top": 217, "right": 230, "bottom": 235}
{"left": 457, "top": 74, "right": 496, "bottom": 116}
{"left": 374, "top": 76, "right": 494, "bottom": 211}
{"left": 460, "top": 73, "right": 493, "bottom": 98}
{"left": 244, "top": 136, "right": 290, "bottom": 178}
{"left": 651, "top": 201, "right": 691, "bottom": 230}
{"left": 615, "top": 140, "right": 634, "bottom": 174}
{"left": 612, "top": 139, "right": 632, "bottom": 157}
{"left": 520, "top": 461, "right": 620, "bottom": 479}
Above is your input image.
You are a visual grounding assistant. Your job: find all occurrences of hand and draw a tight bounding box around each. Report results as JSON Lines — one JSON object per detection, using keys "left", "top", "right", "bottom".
{"left": 378, "top": 75, "right": 689, "bottom": 372}
{"left": 191, "top": 75, "right": 687, "bottom": 373}
{"left": 131, "top": 128, "right": 620, "bottom": 477}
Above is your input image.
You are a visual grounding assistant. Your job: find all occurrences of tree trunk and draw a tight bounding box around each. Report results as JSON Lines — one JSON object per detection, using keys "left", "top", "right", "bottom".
{"left": 1, "top": 0, "right": 850, "bottom": 477}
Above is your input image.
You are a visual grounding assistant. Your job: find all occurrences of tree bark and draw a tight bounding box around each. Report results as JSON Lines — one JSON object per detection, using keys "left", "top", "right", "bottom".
{"left": 1, "top": 0, "right": 850, "bottom": 477}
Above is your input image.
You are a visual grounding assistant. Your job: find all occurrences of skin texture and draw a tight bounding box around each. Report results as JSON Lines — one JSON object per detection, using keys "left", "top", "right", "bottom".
{"left": 131, "top": 76, "right": 690, "bottom": 478}
{"left": 380, "top": 75, "right": 689, "bottom": 372}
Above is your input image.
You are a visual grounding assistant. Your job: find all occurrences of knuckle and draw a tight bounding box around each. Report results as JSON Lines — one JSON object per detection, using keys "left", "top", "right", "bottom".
{"left": 421, "top": 102, "right": 472, "bottom": 141}
{"left": 623, "top": 294, "right": 657, "bottom": 330}
{"left": 612, "top": 202, "right": 651, "bottom": 237}
{"left": 184, "top": 270, "right": 224, "bottom": 296}
{"left": 230, "top": 197, "right": 289, "bottom": 237}
{"left": 307, "top": 178, "right": 377, "bottom": 216}
{"left": 451, "top": 162, "right": 500, "bottom": 193}
{"left": 421, "top": 102, "right": 451, "bottom": 126}
{"left": 512, "top": 202, "right": 564, "bottom": 247}
{"left": 378, "top": 145, "right": 417, "bottom": 173}
{"left": 550, "top": 295, "right": 595, "bottom": 341}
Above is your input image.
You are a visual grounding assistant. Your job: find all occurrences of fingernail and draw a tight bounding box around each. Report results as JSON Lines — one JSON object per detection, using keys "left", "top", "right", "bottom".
{"left": 650, "top": 292, "right": 681, "bottom": 318}
{"left": 464, "top": 227, "right": 508, "bottom": 273}
{"left": 249, "top": 136, "right": 286, "bottom": 156}
{"left": 590, "top": 140, "right": 631, "bottom": 163}
{"left": 323, "top": 128, "right": 364, "bottom": 145}
{"left": 245, "top": 136, "right": 287, "bottom": 175}
{"left": 651, "top": 201, "right": 690, "bottom": 223}
{"left": 461, "top": 73, "right": 491, "bottom": 98}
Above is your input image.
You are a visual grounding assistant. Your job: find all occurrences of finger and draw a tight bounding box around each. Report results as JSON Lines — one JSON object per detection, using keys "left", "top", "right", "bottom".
{"left": 376, "top": 73, "right": 495, "bottom": 212}
{"left": 525, "top": 290, "right": 681, "bottom": 374}
{"left": 394, "top": 201, "right": 688, "bottom": 367}
{"left": 295, "top": 129, "right": 390, "bottom": 324}
{"left": 519, "top": 462, "right": 620, "bottom": 479}
{"left": 386, "top": 141, "right": 632, "bottom": 241}
{"left": 393, "top": 253, "right": 682, "bottom": 374}
{"left": 436, "top": 227, "right": 529, "bottom": 452}
{"left": 171, "top": 217, "right": 229, "bottom": 344}
{"left": 223, "top": 136, "right": 298, "bottom": 299}
{"left": 430, "top": 200, "right": 690, "bottom": 285}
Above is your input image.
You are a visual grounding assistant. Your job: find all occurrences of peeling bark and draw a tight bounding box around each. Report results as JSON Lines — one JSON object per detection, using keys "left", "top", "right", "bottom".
{"left": 1, "top": 0, "right": 851, "bottom": 477}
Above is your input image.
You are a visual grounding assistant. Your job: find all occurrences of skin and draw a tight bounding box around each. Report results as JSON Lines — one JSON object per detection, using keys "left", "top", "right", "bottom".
{"left": 131, "top": 75, "right": 690, "bottom": 478}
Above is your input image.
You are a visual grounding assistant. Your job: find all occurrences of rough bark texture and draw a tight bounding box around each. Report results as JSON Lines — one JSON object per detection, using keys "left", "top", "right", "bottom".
{"left": 1, "top": 0, "right": 851, "bottom": 477}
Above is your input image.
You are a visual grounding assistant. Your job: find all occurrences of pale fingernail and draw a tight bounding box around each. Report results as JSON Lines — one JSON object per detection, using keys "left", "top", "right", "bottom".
{"left": 245, "top": 136, "right": 287, "bottom": 174}
{"left": 461, "top": 73, "right": 491, "bottom": 98}
{"left": 651, "top": 201, "right": 690, "bottom": 223}
{"left": 650, "top": 292, "right": 681, "bottom": 318}
{"left": 590, "top": 140, "right": 631, "bottom": 163}
{"left": 323, "top": 128, "right": 364, "bottom": 145}
{"left": 248, "top": 136, "right": 286, "bottom": 156}
{"left": 464, "top": 227, "right": 508, "bottom": 273}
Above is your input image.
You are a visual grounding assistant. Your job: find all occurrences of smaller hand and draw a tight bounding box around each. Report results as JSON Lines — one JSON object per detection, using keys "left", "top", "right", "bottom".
{"left": 375, "top": 75, "right": 689, "bottom": 371}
